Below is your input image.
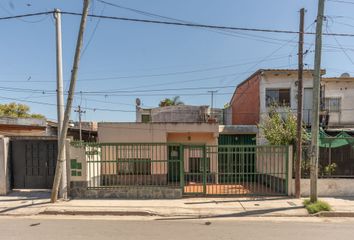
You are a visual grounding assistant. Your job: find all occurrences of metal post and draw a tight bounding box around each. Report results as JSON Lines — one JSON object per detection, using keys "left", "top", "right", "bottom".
{"left": 75, "top": 105, "right": 86, "bottom": 141}
{"left": 54, "top": 9, "right": 67, "bottom": 200}
{"left": 310, "top": 0, "right": 325, "bottom": 203}
{"left": 208, "top": 90, "right": 217, "bottom": 120}
{"left": 295, "top": 8, "right": 305, "bottom": 199}
{"left": 51, "top": 0, "right": 90, "bottom": 203}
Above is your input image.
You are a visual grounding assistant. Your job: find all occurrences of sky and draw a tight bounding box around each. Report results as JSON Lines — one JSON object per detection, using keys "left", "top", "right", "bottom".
{"left": 1, "top": 0, "right": 354, "bottom": 122}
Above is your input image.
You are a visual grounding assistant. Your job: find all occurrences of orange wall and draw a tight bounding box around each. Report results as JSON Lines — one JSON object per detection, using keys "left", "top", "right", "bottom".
{"left": 167, "top": 132, "right": 216, "bottom": 145}
{"left": 231, "top": 74, "right": 260, "bottom": 125}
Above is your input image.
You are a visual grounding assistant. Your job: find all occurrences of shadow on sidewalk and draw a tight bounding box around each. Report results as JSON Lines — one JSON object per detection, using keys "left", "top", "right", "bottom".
{"left": 184, "top": 197, "right": 293, "bottom": 205}
{"left": 156, "top": 206, "right": 305, "bottom": 220}
{"left": 0, "top": 201, "right": 50, "bottom": 214}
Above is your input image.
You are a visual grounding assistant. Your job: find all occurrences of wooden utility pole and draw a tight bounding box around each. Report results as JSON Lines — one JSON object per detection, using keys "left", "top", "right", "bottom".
{"left": 51, "top": 0, "right": 90, "bottom": 203}
{"left": 54, "top": 8, "right": 67, "bottom": 199}
{"left": 75, "top": 105, "right": 86, "bottom": 141}
{"left": 310, "top": 0, "right": 325, "bottom": 203}
{"left": 295, "top": 8, "right": 305, "bottom": 199}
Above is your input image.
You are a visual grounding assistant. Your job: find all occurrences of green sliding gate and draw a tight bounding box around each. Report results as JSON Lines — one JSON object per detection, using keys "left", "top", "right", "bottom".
{"left": 79, "top": 142, "right": 290, "bottom": 196}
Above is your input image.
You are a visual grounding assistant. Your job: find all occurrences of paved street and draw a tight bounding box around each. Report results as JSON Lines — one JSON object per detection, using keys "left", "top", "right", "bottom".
{"left": 0, "top": 217, "right": 354, "bottom": 240}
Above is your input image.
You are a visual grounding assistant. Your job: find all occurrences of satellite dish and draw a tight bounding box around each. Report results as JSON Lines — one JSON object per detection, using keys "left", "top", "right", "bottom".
{"left": 340, "top": 73, "right": 350, "bottom": 78}
{"left": 136, "top": 98, "right": 141, "bottom": 106}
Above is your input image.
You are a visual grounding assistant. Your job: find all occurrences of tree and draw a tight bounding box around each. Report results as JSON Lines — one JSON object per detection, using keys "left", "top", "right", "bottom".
{"left": 159, "top": 96, "right": 184, "bottom": 107}
{"left": 0, "top": 102, "right": 45, "bottom": 119}
{"left": 258, "top": 107, "right": 309, "bottom": 145}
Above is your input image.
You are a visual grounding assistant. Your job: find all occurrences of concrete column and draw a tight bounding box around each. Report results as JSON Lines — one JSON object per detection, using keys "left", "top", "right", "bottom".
{"left": 0, "top": 137, "right": 10, "bottom": 195}
{"left": 287, "top": 145, "right": 293, "bottom": 196}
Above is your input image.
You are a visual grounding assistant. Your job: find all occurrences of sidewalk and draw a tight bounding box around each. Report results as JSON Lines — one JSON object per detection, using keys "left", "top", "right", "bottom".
{"left": 1, "top": 190, "right": 354, "bottom": 218}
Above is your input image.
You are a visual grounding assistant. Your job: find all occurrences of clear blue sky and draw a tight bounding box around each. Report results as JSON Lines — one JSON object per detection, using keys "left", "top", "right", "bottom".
{"left": 1, "top": 0, "right": 354, "bottom": 122}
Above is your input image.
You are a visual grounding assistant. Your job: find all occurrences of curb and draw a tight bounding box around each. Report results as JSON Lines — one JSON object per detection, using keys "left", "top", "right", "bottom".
{"left": 39, "top": 210, "right": 160, "bottom": 217}
{"left": 315, "top": 211, "right": 354, "bottom": 217}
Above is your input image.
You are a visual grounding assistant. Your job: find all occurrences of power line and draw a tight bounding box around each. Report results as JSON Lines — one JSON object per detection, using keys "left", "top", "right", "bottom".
{"left": 59, "top": 11, "right": 354, "bottom": 37}
{"left": 2, "top": 10, "right": 354, "bottom": 37}
{"left": 0, "top": 96, "right": 135, "bottom": 112}
{"left": 328, "top": 0, "right": 354, "bottom": 5}
{"left": 0, "top": 11, "right": 53, "bottom": 21}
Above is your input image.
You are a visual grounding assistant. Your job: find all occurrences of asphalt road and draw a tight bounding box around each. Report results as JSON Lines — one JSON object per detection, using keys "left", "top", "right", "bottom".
{"left": 0, "top": 217, "right": 354, "bottom": 240}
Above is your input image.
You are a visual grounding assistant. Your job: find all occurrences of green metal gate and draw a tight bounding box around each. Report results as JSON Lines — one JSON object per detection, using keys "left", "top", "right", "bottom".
{"left": 79, "top": 142, "right": 289, "bottom": 196}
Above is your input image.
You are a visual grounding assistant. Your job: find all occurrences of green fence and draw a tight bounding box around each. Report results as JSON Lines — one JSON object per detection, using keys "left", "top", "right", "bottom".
{"left": 76, "top": 142, "right": 289, "bottom": 196}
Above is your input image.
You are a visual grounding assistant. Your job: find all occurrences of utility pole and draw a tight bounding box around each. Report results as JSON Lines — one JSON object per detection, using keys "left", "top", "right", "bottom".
{"left": 310, "top": 0, "right": 325, "bottom": 203}
{"left": 208, "top": 90, "right": 217, "bottom": 119}
{"left": 295, "top": 8, "right": 305, "bottom": 199}
{"left": 75, "top": 105, "right": 86, "bottom": 141}
{"left": 51, "top": 0, "right": 90, "bottom": 203}
{"left": 54, "top": 8, "right": 67, "bottom": 199}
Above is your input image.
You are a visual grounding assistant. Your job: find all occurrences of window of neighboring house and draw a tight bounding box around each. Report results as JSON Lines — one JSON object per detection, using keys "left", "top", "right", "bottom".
{"left": 141, "top": 114, "right": 151, "bottom": 123}
{"left": 325, "top": 97, "right": 341, "bottom": 112}
{"left": 189, "top": 157, "right": 210, "bottom": 173}
{"left": 117, "top": 159, "right": 151, "bottom": 175}
{"left": 266, "top": 88, "right": 291, "bottom": 107}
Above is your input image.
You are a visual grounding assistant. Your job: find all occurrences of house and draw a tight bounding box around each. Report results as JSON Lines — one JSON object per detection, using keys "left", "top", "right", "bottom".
{"left": 136, "top": 104, "right": 228, "bottom": 124}
{"left": 0, "top": 117, "right": 48, "bottom": 136}
{"left": 229, "top": 69, "right": 327, "bottom": 143}
{"left": 322, "top": 74, "right": 354, "bottom": 128}
{"left": 97, "top": 122, "right": 219, "bottom": 188}
{"left": 46, "top": 121, "right": 98, "bottom": 142}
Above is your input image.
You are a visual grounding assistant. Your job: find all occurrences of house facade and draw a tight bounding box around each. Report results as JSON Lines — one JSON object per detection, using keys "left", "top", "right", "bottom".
{"left": 230, "top": 69, "right": 320, "bottom": 126}
{"left": 322, "top": 75, "right": 354, "bottom": 128}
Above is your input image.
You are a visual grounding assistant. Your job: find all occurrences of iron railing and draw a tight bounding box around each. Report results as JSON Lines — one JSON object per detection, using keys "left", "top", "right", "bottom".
{"left": 299, "top": 139, "right": 354, "bottom": 178}
{"left": 74, "top": 142, "right": 289, "bottom": 196}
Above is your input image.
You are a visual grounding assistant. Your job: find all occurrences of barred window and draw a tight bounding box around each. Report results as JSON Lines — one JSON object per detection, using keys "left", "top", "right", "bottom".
{"left": 266, "top": 88, "right": 291, "bottom": 107}
{"left": 325, "top": 97, "right": 341, "bottom": 112}
{"left": 117, "top": 159, "right": 151, "bottom": 175}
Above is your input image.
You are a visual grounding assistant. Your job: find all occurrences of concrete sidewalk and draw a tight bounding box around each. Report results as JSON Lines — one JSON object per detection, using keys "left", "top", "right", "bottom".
{"left": 1, "top": 191, "right": 354, "bottom": 218}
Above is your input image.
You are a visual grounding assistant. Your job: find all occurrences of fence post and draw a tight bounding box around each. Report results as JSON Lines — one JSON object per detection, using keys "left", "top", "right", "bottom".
{"left": 203, "top": 145, "right": 207, "bottom": 195}
{"left": 0, "top": 137, "right": 10, "bottom": 195}
{"left": 179, "top": 144, "right": 184, "bottom": 191}
{"left": 287, "top": 145, "right": 293, "bottom": 196}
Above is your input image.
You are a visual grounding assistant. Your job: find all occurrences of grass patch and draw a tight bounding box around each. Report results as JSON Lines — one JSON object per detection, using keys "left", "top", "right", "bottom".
{"left": 303, "top": 199, "right": 332, "bottom": 214}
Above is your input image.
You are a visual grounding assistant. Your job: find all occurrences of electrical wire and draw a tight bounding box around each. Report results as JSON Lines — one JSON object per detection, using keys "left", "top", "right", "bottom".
{"left": 58, "top": 11, "right": 354, "bottom": 38}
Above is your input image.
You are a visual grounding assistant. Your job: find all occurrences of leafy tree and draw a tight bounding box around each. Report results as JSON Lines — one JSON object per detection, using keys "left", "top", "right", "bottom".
{"left": 0, "top": 102, "right": 45, "bottom": 119}
{"left": 258, "top": 107, "right": 309, "bottom": 145}
{"left": 159, "top": 96, "right": 184, "bottom": 107}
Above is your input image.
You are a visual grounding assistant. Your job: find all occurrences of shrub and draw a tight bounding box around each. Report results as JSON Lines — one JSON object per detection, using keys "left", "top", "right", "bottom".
{"left": 303, "top": 199, "right": 331, "bottom": 214}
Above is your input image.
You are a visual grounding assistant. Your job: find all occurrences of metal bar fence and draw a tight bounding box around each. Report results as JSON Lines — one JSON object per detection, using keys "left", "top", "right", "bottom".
{"left": 298, "top": 139, "right": 354, "bottom": 178}
{"left": 73, "top": 142, "right": 289, "bottom": 196}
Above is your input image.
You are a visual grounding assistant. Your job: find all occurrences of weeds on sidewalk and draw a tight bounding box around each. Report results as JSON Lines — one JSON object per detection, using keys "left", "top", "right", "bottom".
{"left": 303, "top": 199, "right": 331, "bottom": 214}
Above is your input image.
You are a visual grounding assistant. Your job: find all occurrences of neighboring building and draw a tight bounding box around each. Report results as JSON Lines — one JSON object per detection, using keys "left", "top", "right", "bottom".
{"left": 47, "top": 121, "right": 98, "bottom": 142}
{"left": 0, "top": 117, "right": 97, "bottom": 141}
{"left": 0, "top": 117, "right": 47, "bottom": 136}
{"left": 229, "top": 69, "right": 328, "bottom": 144}
{"left": 230, "top": 69, "right": 324, "bottom": 127}
{"left": 322, "top": 74, "right": 354, "bottom": 128}
{"left": 136, "top": 105, "right": 227, "bottom": 124}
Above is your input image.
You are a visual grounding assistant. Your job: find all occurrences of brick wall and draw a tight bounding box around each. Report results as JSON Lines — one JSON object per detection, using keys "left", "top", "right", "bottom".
{"left": 230, "top": 73, "right": 260, "bottom": 125}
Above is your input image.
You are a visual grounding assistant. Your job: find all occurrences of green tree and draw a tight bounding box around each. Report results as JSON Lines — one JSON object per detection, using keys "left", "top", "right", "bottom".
{"left": 258, "top": 107, "right": 308, "bottom": 145}
{"left": 0, "top": 102, "right": 45, "bottom": 119}
{"left": 159, "top": 96, "right": 184, "bottom": 107}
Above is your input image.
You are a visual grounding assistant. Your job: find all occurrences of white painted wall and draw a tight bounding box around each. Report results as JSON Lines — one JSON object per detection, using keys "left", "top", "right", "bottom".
{"left": 0, "top": 137, "right": 10, "bottom": 195}
{"left": 323, "top": 78, "right": 354, "bottom": 126}
{"left": 259, "top": 71, "right": 314, "bottom": 116}
{"left": 290, "top": 179, "right": 354, "bottom": 197}
{"left": 258, "top": 71, "right": 314, "bottom": 144}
